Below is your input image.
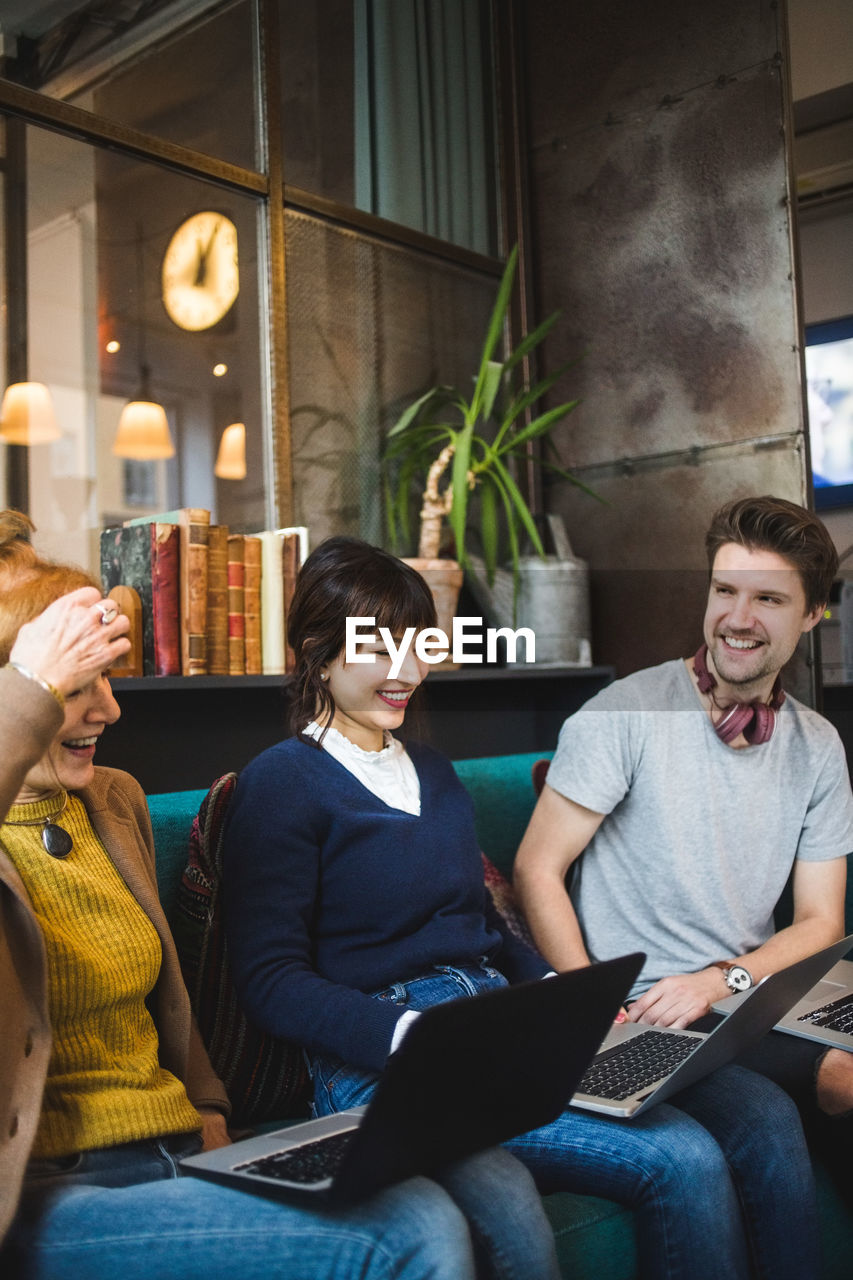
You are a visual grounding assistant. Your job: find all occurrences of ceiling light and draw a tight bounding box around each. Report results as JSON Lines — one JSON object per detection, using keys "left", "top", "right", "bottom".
{"left": 0, "top": 382, "right": 61, "bottom": 445}
{"left": 113, "top": 393, "right": 175, "bottom": 460}
{"left": 214, "top": 421, "right": 246, "bottom": 479}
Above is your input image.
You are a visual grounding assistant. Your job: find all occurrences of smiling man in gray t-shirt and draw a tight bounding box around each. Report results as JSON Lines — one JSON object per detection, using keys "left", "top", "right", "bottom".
{"left": 515, "top": 495, "right": 853, "bottom": 1119}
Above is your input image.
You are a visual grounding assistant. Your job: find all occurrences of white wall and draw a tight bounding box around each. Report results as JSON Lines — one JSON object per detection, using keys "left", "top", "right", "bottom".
{"left": 788, "top": 0, "right": 853, "bottom": 101}
{"left": 787, "top": 0, "right": 853, "bottom": 566}
{"left": 799, "top": 208, "right": 853, "bottom": 327}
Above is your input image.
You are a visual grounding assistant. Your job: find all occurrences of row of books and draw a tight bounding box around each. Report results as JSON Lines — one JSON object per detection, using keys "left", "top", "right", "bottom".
{"left": 100, "top": 509, "right": 308, "bottom": 677}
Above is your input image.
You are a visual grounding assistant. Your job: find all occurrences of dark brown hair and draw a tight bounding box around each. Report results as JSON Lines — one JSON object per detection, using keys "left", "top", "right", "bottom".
{"left": 704, "top": 495, "right": 837, "bottom": 613}
{"left": 0, "top": 510, "right": 100, "bottom": 664}
{"left": 287, "top": 536, "right": 437, "bottom": 737}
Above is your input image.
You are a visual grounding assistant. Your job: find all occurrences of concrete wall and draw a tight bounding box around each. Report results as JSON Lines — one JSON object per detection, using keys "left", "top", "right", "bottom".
{"left": 520, "top": 0, "right": 811, "bottom": 689}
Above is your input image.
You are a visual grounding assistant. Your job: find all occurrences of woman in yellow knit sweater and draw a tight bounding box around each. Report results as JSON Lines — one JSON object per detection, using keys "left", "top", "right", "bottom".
{"left": 0, "top": 510, "right": 560, "bottom": 1280}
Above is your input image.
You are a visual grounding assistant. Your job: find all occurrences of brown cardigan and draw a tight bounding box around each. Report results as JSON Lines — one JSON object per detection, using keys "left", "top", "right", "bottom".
{"left": 0, "top": 665, "right": 228, "bottom": 1242}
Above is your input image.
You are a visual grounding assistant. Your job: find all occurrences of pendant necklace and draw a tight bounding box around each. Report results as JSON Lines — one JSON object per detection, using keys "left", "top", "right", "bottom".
{"left": 4, "top": 792, "right": 73, "bottom": 859}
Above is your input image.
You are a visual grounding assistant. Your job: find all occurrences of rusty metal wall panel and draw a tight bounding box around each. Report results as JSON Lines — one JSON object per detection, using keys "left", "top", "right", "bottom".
{"left": 521, "top": 0, "right": 810, "bottom": 690}
{"left": 524, "top": 0, "right": 779, "bottom": 139}
{"left": 529, "top": 66, "right": 802, "bottom": 466}
{"left": 554, "top": 442, "right": 812, "bottom": 695}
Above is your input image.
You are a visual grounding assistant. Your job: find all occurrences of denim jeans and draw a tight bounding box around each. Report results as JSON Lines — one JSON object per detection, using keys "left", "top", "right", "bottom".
{"left": 312, "top": 961, "right": 559, "bottom": 1280}
{"left": 20, "top": 1132, "right": 204, "bottom": 1191}
{"left": 3, "top": 1126, "right": 557, "bottom": 1280}
{"left": 311, "top": 964, "right": 820, "bottom": 1280}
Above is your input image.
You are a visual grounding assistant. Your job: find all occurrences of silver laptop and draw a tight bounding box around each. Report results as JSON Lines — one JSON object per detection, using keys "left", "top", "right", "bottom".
{"left": 181, "top": 953, "right": 643, "bottom": 1207}
{"left": 571, "top": 934, "right": 853, "bottom": 1119}
{"left": 715, "top": 955, "right": 853, "bottom": 1052}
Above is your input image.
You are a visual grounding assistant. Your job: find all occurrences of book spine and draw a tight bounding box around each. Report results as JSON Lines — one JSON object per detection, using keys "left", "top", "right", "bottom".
{"left": 106, "top": 585, "right": 143, "bottom": 677}
{"left": 99, "top": 524, "right": 156, "bottom": 676}
{"left": 243, "top": 536, "right": 263, "bottom": 675}
{"left": 260, "top": 531, "right": 285, "bottom": 675}
{"left": 227, "top": 534, "right": 246, "bottom": 675}
{"left": 281, "top": 533, "right": 301, "bottom": 674}
{"left": 150, "top": 524, "right": 181, "bottom": 676}
{"left": 180, "top": 509, "right": 210, "bottom": 676}
{"left": 207, "top": 525, "right": 230, "bottom": 677}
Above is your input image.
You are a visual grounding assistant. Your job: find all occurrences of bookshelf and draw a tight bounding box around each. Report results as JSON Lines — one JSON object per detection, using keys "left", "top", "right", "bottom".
{"left": 99, "top": 666, "right": 615, "bottom": 792}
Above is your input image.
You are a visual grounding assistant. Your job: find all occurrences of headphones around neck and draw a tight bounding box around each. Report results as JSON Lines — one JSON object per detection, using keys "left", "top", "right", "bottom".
{"left": 692, "top": 644, "right": 785, "bottom": 746}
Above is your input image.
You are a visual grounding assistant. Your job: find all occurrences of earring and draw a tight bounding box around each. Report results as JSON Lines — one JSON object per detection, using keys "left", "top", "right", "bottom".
{"left": 320, "top": 671, "right": 329, "bottom": 682}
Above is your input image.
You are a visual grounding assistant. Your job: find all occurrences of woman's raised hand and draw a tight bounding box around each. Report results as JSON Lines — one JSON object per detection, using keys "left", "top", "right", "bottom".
{"left": 10, "top": 587, "right": 131, "bottom": 697}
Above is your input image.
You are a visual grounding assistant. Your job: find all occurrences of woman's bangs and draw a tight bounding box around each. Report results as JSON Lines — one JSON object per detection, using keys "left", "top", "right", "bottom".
{"left": 369, "top": 577, "right": 435, "bottom": 638}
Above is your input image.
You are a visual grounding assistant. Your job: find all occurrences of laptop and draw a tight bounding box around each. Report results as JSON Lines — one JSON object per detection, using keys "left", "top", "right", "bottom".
{"left": 570, "top": 933, "right": 853, "bottom": 1119}
{"left": 715, "top": 954, "right": 853, "bottom": 1052}
{"left": 181, "top": 952, "right": 643, "bottom": 1207}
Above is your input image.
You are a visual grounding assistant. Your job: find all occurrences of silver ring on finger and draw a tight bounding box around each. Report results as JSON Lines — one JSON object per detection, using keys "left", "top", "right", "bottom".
{"left": 95, "top": 601, "right": 118, "bottom": 626}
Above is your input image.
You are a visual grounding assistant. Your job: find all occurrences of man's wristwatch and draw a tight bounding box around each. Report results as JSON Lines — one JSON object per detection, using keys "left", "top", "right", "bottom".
{"left": 712, "top": 960, "right": 754, "bottom": 993}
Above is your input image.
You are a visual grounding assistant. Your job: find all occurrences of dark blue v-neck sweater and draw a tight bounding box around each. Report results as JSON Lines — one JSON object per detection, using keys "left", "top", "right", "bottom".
{"left": 222, "top": 736, "right": 549, "bottom": 1073}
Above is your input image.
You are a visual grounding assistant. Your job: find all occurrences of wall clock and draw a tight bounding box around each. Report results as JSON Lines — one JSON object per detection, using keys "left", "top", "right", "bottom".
{"left": 161, "top": 212, "right": 239, "bottom": 331}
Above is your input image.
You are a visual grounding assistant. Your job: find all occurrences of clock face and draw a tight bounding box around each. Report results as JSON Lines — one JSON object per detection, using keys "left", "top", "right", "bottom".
{"left": 161, "top": 212, "right": 239, "bottom": 331}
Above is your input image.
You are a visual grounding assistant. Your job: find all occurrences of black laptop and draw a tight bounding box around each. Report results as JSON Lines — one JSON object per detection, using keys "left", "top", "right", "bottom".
{"left": 181, "top": 952, "right": 643, "bottom": 1207}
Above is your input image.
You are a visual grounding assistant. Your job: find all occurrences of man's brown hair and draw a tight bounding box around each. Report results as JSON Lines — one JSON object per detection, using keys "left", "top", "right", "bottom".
{"left": 704, "top": 495, "right": 837, "bottom": 613}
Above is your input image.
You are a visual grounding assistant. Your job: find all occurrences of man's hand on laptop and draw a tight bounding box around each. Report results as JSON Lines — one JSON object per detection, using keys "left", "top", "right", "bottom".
{"left": 626, "top": 968, "right": 729, "bottom": 1029}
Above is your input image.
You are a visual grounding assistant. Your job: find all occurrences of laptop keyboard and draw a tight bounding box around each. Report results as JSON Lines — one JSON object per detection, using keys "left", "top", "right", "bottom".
{"left": 235, "top": 1130, "right": 356, "bottom": 1185}
{"left": 576, "top": 1030, "right": 699, "bottom": 1101}
{"left": 797, "top": 992, "right": 853, "bottom": 1034}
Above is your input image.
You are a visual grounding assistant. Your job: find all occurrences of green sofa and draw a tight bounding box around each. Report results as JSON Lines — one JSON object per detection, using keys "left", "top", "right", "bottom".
{"left": 148, "top": 750, "right": 853, "bottom": 1279}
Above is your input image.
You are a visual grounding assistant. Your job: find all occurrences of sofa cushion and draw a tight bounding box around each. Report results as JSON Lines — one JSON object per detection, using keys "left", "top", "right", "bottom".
{"left": 544, "top": 1192, "right": 638, "bottom": 1280}
{"left": 148, "top": 788, "right": 207, "bottom": 917}
{"left": 173, "top": 772, "right": 310, "bottom": 1126}
{"left": 453, "top": 751, "right": 553, "bottom": 878}
{"left": 482, "top": 852, "right": 536, "bottom": 948}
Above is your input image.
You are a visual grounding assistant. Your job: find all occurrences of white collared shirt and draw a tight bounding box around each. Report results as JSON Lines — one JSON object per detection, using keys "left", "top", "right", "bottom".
{"left": 303, "top": 722, "right": 422, "bottom": 816}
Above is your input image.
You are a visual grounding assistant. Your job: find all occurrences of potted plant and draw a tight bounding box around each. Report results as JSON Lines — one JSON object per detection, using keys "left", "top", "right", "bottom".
{"left": 383, "top": 244, "right": 597, "bottom": 655}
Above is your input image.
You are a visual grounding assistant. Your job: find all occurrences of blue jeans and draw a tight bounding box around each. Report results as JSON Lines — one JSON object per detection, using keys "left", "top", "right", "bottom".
{"left": 311, "top": 962, "right": 559, "bottom": 1279}
{"left": 3, "top": 1128, "right": 559, "bottom": 1280}
{"left": 311, "top": 964, "right": 820, "bottom": 1280}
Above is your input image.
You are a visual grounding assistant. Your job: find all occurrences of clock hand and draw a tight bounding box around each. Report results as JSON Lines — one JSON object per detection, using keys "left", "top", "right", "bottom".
{"left": 193, "top": 239, "right": 207, "bottom": 288}
{"left": 193, "top": 219, "right": 222, "bottom": 289}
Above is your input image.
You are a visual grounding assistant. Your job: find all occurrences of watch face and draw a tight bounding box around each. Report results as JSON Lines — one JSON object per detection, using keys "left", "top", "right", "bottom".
{"left": 161, "top": 212, "right": 239, "bottom": 331}
{"left": 727, "top": 965, "right": 753, "bottom": 992}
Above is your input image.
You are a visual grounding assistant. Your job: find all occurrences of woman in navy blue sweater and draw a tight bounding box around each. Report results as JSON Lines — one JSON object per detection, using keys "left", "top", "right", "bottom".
{"left": 223, "top": 537, "right": 820, "bottom": 1280}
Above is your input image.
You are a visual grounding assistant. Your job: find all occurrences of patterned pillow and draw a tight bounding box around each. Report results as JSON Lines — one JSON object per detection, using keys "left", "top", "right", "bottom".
{"left": 481, "top": 851, "right": 536, "bottom": 948}
{"left": 174, "top": 772, "right": 310, "bottom": 1126}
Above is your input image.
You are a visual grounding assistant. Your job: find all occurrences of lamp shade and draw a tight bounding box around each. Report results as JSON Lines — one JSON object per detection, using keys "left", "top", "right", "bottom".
{"left": 214, "top": 421, "right": 247, "bottom": 479}
{"left": 113, "top": 399, "right": 175, "bottom": 460}
{"left": 0, "top": 382, "right": 61, "bottom": 445}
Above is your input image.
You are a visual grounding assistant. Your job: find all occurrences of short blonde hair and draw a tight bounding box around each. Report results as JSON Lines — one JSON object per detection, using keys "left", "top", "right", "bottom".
{"left": 0, "top": 510, "right": 100, "bottom": 665}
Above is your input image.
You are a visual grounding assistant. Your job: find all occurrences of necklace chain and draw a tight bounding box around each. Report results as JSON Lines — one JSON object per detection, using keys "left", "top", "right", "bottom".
{"left": 4, "top": 791, "right": 69, "bottom": 827}
{"left": 3, "top": 792, "right": 73, "bottom": 859}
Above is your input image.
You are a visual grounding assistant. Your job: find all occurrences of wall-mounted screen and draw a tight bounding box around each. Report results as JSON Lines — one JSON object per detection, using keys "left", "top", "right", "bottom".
{"left": 806, "top": 316, "right": 853, "bottom": 510}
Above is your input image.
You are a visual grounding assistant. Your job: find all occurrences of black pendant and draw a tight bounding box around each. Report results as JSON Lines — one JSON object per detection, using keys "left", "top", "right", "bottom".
{"left": 42, "top": 823, "right": 73, "bottom": 859}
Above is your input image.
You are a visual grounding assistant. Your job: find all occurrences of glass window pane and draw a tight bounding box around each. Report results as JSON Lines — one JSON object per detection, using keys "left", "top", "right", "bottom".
{"left": 285, "top": 210, "right": 497, "bottom": 547}
{"left": 2, "top": 123, "right": 266, "bottom": 575}
{"left": 0, "top": 119, "right": 6, "bottom": 505}
{"left": 279, "top": 0, "right": 356, "bottom": 205}
{"left": 6, "top": 1, "right": 258, "bottom": 172}
{"left": 279, "top": 0, "right": 499, "bottom": 256}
